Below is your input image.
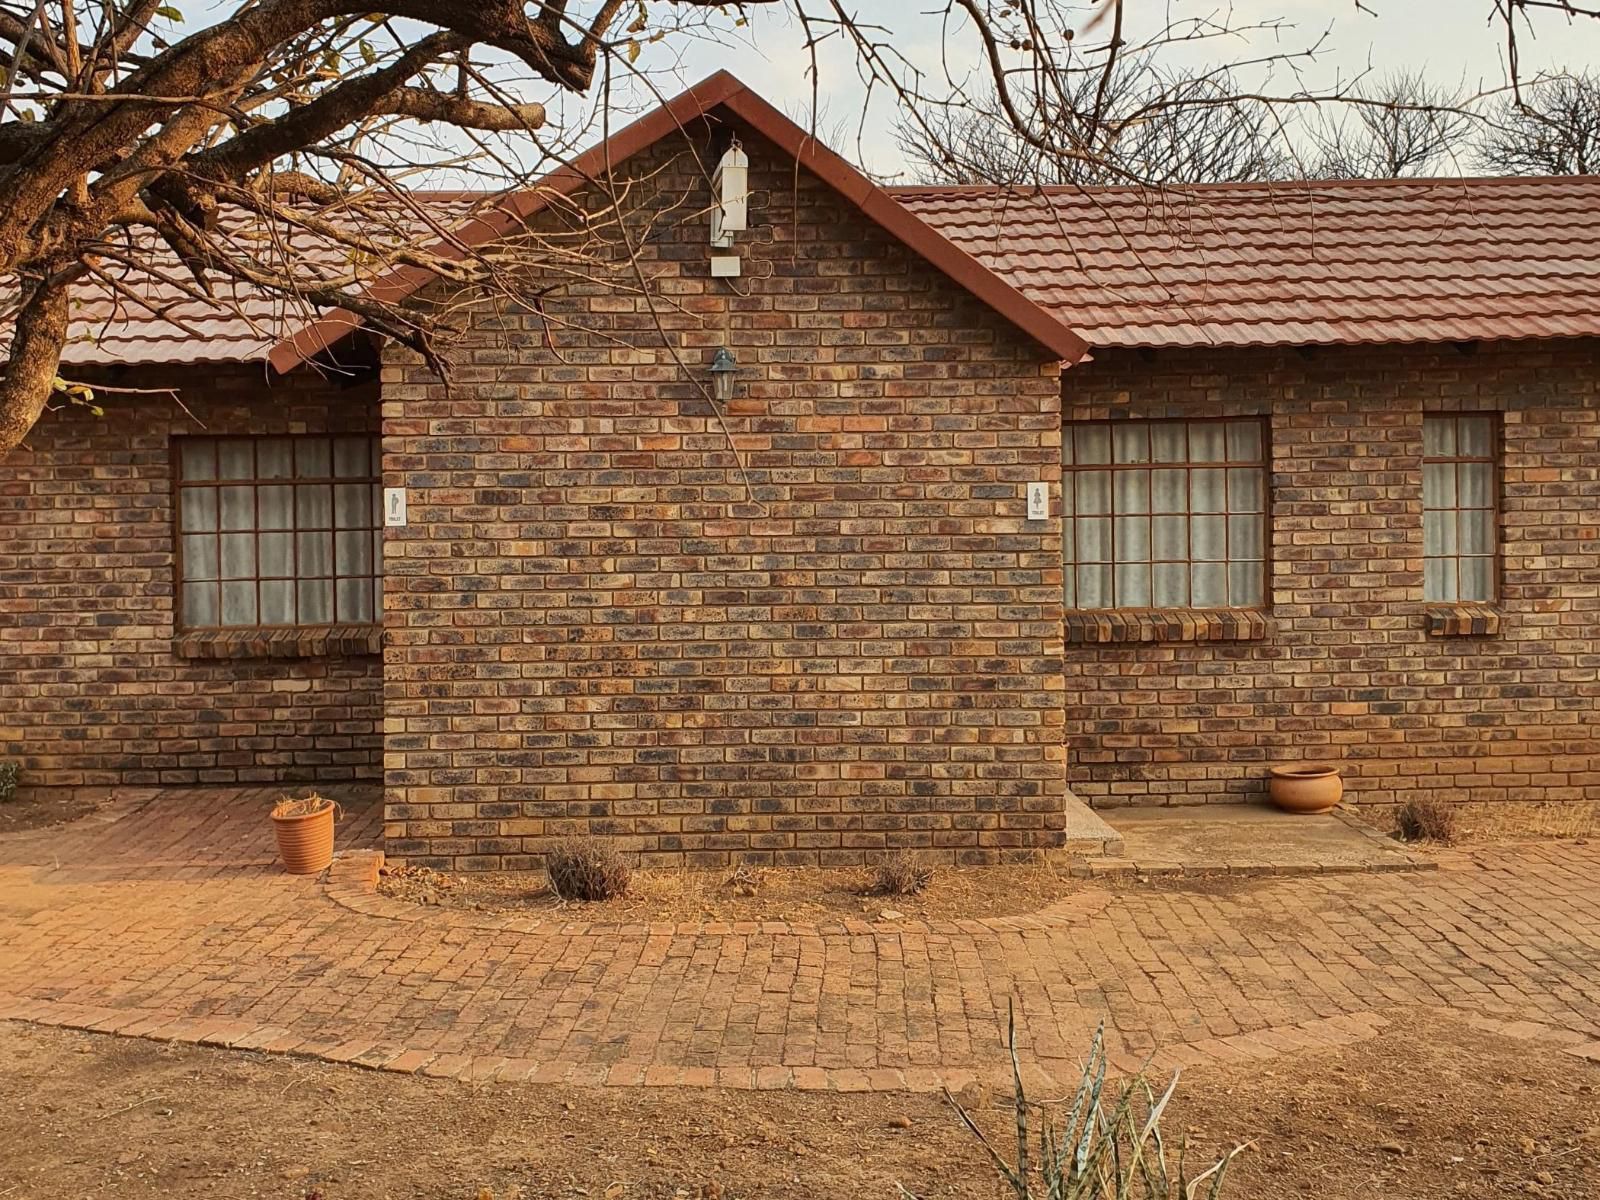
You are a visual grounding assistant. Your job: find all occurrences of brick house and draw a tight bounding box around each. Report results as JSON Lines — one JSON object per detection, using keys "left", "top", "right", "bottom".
{"left": 3, "top": 72, "right": 1597, "bottom": 866}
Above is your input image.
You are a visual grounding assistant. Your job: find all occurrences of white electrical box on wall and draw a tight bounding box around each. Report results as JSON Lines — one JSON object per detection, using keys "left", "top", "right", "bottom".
{"left": 710, "top": 255, "right": 742, "bottom": 277}
{"left": 710, "top": 143, "right": 749, "bottom": 248}
{"left": 384, "top": 486, "right": 407, "bottom": 527}
{"left": 1026, "top": 481, "right": 1049, "bottom": 521}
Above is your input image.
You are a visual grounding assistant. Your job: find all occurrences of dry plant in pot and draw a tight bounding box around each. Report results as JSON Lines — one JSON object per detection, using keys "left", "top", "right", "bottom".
{"left": 1267, "top": 763, "right": 1344, "bottom": 814}
{"left": 270, "top": 793, "right": 341, "bottom": 874}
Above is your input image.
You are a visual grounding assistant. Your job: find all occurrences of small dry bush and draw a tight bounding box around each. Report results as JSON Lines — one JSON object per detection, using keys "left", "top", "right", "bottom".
{"left": 545, "top": 836, "right": 631, "bottom": 902}
{"left": 0, "top": 762, "right": 18, "bottom": 803}
{"left": 871, "top": 850, "right": 935, "bottom": 897}
{"left": 1397, "top": 795, "right": 1458, "bottom": 844}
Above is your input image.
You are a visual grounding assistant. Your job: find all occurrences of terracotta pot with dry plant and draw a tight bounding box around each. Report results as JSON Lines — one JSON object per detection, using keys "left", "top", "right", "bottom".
{"left": 1267, "top": 764, "right": 1344, "bottom": 814}
{"left": 270, "top": 793, "right": 341, "bottom": 874}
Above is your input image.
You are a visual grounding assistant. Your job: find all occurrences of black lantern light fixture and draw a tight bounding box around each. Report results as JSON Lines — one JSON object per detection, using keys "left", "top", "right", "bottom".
{"left": 708, "top": 346, "right": 737, "bottom": 403}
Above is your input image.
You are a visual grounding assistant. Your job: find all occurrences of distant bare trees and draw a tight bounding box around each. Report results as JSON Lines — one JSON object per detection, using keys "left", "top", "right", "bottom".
{"left": 1479, "top": 72, "right": 1600, "bottom": 174}
{"left": 896, "top": 63, "right": 1293, "bottom": 187}
{"left": 1305, "top": 72, "right": 1474, "bottom": 179}
{"left": 899, "top": 60, "right": 1600, "bottom": 187}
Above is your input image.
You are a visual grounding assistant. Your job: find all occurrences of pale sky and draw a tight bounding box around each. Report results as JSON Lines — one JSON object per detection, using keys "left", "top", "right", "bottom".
{"left": 632, "top": 1, "right": 1600, "bottom": 178}
{"left": 152, "top": 1, "right": 1600, "bottom": 183}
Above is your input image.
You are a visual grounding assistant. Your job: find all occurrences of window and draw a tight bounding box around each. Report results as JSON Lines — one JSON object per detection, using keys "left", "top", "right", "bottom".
{"left": 1423, "top": 413, "right": 1497, "bottom": 602}
{"left": 175, "top": 436, "right": 382, "bottom": 629}
{"left": 1063, "top": 418, "right": 1267, "bottom": 610}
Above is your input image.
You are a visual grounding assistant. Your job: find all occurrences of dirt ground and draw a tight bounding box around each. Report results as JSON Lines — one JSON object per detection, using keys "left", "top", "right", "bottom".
{"left": 3, "top": 1013, "right": 1595, "bottom": 1200}
{"left": 0, "top": 788, "right": 102, "bottom": 834}
{"left": 378, "top": 857, "right": 1088, "bottom": 923}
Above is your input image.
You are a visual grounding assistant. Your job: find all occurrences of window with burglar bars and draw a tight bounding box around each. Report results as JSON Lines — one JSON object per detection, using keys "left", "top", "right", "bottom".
{"left": 1062, "top": 418, "right": 1268, "bottom": 610}
{"left": 175, "top": 436, "right": 383, "bottom": 630}
{"left": 1423, "top": 413, "right": 1498, "bottom": 602}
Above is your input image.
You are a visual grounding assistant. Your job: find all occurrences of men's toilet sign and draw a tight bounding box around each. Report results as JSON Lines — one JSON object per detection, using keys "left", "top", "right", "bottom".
{"left": 383, "top": 487, "right": 407, "bottom": 527}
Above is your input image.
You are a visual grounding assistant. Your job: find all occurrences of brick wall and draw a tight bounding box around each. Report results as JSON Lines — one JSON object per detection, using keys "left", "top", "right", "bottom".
{"left": 381, "top": 116, "right": 1067, "bottom": 867}
{"left": 0, "top": 366, "right": 384, "bottom": 789}
{"left": 1062, "top": 339, "right": 1600, "bottom": 814}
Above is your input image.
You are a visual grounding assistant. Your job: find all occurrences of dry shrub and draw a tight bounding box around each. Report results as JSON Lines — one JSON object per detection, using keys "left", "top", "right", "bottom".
{"left": 0, "top": 762, "right": 18, "bottom": 803}
{"left": 871, "top": 850, "right": 935, "bottom": 897}
{"left": 1452, "top": 800, "right": 1597, "bottom": 842}
{"left": 1397, "top": 795, "right": 1458, "bottom": 844}
{"left": 545, "top": 836, "right": 631, "bottom": 902}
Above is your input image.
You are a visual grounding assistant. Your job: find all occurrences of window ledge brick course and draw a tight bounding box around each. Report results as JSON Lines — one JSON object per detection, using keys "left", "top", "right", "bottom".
{"left": 174, "top": 625, "right": 383, "bottom": 661}
{"left": 1063, "top": 609, "right": 1271, "bottom": 645}
{"left": 1423, "top": 604, "right": 1503, "bottom": 638}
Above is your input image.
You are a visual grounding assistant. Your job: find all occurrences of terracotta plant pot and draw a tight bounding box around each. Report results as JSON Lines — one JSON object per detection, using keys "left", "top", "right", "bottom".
{"left": 1268, "top": 764, "right": 1343, "bottom": 814}
{"left": 270, "top": 794, "right": 339, "bottom": 874}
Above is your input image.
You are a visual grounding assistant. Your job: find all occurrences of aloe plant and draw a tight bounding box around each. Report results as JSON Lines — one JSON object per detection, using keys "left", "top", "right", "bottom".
{"left": 925, "top": 1004, "right": 1244, "bottom": 1200}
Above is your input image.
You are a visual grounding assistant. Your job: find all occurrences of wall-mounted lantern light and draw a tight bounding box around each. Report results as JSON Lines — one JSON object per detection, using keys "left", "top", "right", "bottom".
{"left": 708, "top": 347, "right": 738, "bottom": 404}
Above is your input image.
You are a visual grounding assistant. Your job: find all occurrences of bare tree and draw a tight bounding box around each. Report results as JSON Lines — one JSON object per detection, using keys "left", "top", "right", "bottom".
{"left": 0, "top": 0, "right": 767, "bottom": 452}
{"left": 1303, "top": 71, "right": 1474, "bottom": 178}
{"left": 896, "top": 63, "right": 1296, "bottom": 187}
{"left": 1477, "top": 71, "right": 1600, "bottom": 174}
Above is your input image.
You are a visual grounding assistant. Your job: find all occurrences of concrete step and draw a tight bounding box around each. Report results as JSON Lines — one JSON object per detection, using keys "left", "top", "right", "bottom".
{"left": 1061, "top": 788, "right": 1125, "bottom": 857}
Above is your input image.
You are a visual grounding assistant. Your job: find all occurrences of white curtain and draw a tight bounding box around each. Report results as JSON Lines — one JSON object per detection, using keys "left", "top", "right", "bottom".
{"left": 1423, "top": 415, "right": 1495, "bottom": 602}
{"left": 178, "top": 436, "right": 381, "bottom": 628}
{"left": 1065, "top": 419, "right": 1265, "bottom": 610}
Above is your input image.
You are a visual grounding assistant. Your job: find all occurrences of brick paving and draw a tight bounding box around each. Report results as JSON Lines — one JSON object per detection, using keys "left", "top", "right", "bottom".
{"left": 2, "top": 787, "right": 1598, "bottom": 1092}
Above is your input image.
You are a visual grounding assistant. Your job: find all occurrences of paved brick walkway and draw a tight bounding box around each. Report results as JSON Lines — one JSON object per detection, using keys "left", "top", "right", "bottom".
{"left": 3, "top": 787, "right": 1599, "bottom": 1092}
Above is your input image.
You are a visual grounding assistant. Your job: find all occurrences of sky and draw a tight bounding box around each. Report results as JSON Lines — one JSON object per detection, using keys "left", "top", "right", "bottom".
{"left": 146, "top": 0, "right": 1600, "bottom": 185}
{"left": 620, "top": 0, "right": 1600, "bottom": 178}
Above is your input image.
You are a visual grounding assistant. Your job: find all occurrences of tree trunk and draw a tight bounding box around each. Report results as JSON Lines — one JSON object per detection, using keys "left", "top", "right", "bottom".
{"left": 0, "top": 278, "right": 72, "bottom": 453}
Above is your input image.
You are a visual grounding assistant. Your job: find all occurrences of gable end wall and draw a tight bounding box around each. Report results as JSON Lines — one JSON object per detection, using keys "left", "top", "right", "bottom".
{"left": 380, "top": 118, "right": 1068, "bottom": 867}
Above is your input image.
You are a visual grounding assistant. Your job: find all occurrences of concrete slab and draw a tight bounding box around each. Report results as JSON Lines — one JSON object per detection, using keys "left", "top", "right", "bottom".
{"left": 1101, "top": 804, "right": 1426, "bottom": 874}
{"left": 1062, "top": 789, "right": 1125, "bottom": 856}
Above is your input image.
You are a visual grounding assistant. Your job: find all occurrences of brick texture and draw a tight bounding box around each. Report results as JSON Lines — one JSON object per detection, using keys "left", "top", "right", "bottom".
{"left": 381, "top": 117, "right": 1068, "bottom": 867}
{"left": 1061, "top": 340, "right": 1600, "bottom": 814}
{"left": 0, "top": 367, "right": 383, "bottom": 788}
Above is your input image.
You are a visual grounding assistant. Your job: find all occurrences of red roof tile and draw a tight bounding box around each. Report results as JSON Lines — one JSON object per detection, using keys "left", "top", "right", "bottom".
{"left": 892, "top": 175, "right": 1600, "bottom": 349}
{"left": 30, "top": 194, "right": 486, "bottom": 367}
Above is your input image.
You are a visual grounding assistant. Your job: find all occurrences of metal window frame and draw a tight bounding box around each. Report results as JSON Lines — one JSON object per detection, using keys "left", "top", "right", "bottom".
{"left": 172, "top": 433, "right": 382, "bottom": 631}
{"left": 1062, "top": 415, "right": 1271, "bottom": 612}
{"left": 1421, "top": 411, "right": 1502, "bottom": 604}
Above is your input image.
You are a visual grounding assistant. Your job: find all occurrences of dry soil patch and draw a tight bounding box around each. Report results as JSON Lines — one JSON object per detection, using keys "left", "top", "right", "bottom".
{"left": 0, "top": 790, "right": 103, "bottom": 835}
{"left": 3, "top": 1012, "right": 1596, "bottom": 1199}
{"left": 378, "top": 858, "right": 1085, "bottom": 923}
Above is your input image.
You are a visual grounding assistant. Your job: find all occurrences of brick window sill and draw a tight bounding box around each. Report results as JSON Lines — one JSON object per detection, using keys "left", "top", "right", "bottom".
{"left": 174, "top": 625, "right": 384, "bottom": 661}
{"left": 1424, "top": 604, "right": 1503, "bottom": 638}
{"left": 1064, "top": 609, "right": 1271, "bottom": 645}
